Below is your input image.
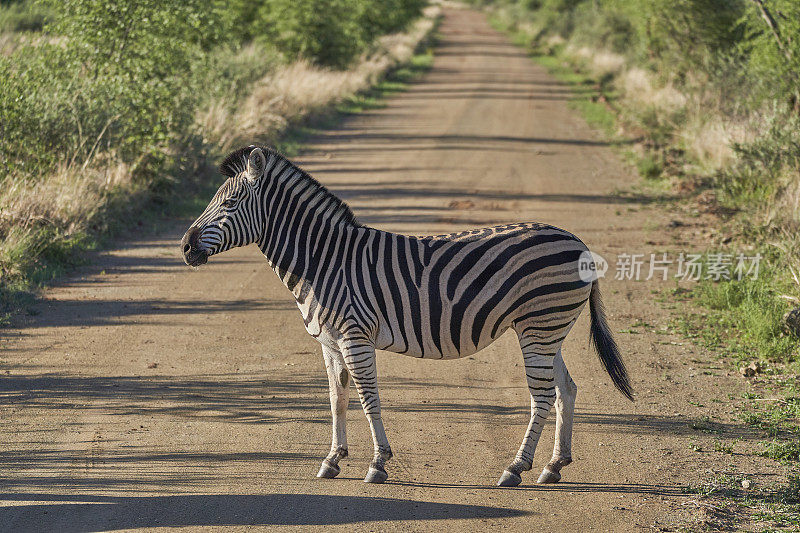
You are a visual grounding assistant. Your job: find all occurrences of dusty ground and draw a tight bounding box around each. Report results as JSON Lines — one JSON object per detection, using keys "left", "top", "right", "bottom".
{"left": 0, "top": 7, "right": 781, "bottom": 532}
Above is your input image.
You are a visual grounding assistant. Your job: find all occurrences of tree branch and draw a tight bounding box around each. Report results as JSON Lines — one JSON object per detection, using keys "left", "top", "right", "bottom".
{"left": 750, "top": 0, "right": 792, "bottom": 60}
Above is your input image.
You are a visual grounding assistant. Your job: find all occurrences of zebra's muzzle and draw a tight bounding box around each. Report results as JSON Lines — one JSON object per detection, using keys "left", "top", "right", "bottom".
{"left": 181, "top": 226, "right": 209, "bottom": 267}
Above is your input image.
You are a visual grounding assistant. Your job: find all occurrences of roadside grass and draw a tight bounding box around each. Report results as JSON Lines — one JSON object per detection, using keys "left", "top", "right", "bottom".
{"left": 665, "top": 263, "right": 800, "bottom": 525}
{"left": 487, "top": 5, "right": 800, "bottom": 529}
{"left": 669, "top": 262, "right": 800, "bottom": 367}
{"left": 683, "top": 471, "right": 800, "bottom": 531}
{"left": 532, "top": 55, "right": 617, "bottom": 136}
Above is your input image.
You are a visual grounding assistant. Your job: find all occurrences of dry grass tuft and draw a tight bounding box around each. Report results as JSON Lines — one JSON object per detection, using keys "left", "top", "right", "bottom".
{"left": 682, "top": 118, "right": 751, "bottom": 171}
{"left": 0, "top": 31, "right": 17, "bottom": 55}
{"left": 768, "top": 177, "right": 800, "bottom": 228}
{"left": 545, "top": 34, "right": 565, "bottom": 48}
{"left": 591, "top": 51, "right": 626, "bottom": 77}
{"left": 619, "top": 67, "right": 686, "bottom": 113}
{"left": 570, "top": 46, "right": 625, "bottom": 78}
{"left": 0, "top": 156, "right": 135, "bottom": 235}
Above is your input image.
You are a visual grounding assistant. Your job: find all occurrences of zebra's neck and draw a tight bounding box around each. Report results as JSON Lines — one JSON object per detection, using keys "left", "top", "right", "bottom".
{"left": 256, "top": 157, "right": 360, "bottom": 291}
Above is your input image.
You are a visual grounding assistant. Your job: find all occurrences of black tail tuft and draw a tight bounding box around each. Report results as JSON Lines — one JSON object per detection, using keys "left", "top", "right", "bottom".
{"left": 589, "top": 280, "right": 634, "bottom": 401}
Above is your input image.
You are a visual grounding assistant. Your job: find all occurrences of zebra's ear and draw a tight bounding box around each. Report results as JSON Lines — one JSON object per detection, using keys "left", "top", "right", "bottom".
{"left": 245, "top": 147, "right": 267, "bottom": 182}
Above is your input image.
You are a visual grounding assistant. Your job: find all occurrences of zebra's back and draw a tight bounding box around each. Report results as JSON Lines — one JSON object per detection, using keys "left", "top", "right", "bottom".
{"left": 354, "top": 222, "right": 593, "bottom": 359}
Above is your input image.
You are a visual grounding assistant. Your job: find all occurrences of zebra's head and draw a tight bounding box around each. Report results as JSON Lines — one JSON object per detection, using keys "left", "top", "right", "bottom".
{"left": 181, "top": 146, "right": 269, "bottom": 267}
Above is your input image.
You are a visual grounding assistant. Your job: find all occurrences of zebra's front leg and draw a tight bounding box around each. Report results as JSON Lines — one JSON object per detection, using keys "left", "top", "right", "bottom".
{"left": 317, "top": 345, "right": 350, "bottom": 479}
{"left": 498, "top": 342, "right": 556, "bottom": 487}
{"left": 340, "top": 342, "right": 392, "bottom": 484}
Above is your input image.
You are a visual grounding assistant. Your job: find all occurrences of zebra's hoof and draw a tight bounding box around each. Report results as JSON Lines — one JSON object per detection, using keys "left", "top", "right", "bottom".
{"left": 316, "top": 460, "right": 340, "bottom": 479}
{"left": 536, "top": 467, "right": 561, "bottom": 484}
{"left": 364, "top": 466, "right": 388, "bottom": 484}
{"left": 497, "top": 470, "right": 522, "bottom": 487}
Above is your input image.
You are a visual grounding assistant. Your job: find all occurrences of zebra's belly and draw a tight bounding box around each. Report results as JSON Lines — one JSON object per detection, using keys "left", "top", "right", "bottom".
{"left": 376, "top": 323, "right": 510, "bottom": 360}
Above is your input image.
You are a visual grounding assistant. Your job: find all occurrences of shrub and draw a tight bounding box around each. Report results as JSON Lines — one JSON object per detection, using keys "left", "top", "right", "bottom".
{"left": 0, "top": 0, "right": 52, "bottom": 33}
{"left": 0, "top": 0, "right": 226, "bottom": 182}
{"left": 718, "top": 114, "right": 800, "bottom": 212}
{"left": 0, "top": 0, "right": 426, "bottom": 183}
{"left": 255, "top": 0, "right": 424, "bottom": 68}
{"left": 743, "top": 0, "right": 800, "bottom": 109}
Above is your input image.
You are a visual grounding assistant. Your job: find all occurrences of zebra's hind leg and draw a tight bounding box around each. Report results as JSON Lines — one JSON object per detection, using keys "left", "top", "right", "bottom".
{"left": 317, "top": 345, "right": 350, "bottom": 479}
{"left": 340, "top": 342, "right": 393, "bottom": 484}
{"left": 537, "top": 348, "right": 576, "bottom": 484}
{"left": 497, "top": 331, "right": 558, "bottom": 487}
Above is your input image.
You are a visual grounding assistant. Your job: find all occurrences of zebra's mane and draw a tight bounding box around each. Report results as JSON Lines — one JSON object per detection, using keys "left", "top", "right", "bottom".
{"left": 219, "top": 145, "right": 360, "bottom": 227}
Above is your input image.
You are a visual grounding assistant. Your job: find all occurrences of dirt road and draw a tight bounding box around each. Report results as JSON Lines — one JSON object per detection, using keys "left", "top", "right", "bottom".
{"left": 1, "top": 7, "right": 779, "bottom": 532}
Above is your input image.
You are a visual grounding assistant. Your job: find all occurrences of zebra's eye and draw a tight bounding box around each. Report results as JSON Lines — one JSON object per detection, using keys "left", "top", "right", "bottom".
{"left": 221, "top": 198, "right": 237, "bottom": 209}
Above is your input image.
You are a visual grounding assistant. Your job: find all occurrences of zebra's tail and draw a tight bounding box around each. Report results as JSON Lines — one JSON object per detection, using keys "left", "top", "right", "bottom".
{"left": 588, "top": 280, "right": 634, "bottom": 401}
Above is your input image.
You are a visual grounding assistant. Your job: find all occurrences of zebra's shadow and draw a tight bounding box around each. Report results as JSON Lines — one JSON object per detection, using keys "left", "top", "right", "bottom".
{"left": 381, "top": 479, "right": 684, "bottom": 496}
{"left": 0, "top": 493, "right": 530, "bottom": 531}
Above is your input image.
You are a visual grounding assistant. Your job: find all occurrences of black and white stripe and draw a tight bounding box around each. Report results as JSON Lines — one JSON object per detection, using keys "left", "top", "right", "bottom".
{"left": 182, "top": 145, "right": 633, "bottom": 486}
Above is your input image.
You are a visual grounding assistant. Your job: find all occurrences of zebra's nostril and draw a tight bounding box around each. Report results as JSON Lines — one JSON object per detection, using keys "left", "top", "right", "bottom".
{"left": 183, "top": 243, "right": 192, "bottom": 255}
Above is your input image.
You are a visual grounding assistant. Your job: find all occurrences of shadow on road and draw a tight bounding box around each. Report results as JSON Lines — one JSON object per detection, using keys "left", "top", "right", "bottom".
{"left": 0, "top": 372, "right": 329, "bottom": 425}
{"left": 386, "top": 479, "right": 684, "bottom": 496}
{"left": 12, "top": 297, "right": 296, "bottom": 330}
{"left": 574, "top": 410, "right": 762, "bottom": 440}
{"left": 305, "top": 132, "right": 627, "bottom": 148}
{"left": 327, "top": 184, "right": 653, "bottom": 205}
{"left": 0, "top": 370, "right": 759, "bottom": 438}
{"left": 0, "top": 493, "right": 529, "bottom": 531}
{"left": 0, "top": 373, "right": 493, "bottom": 429}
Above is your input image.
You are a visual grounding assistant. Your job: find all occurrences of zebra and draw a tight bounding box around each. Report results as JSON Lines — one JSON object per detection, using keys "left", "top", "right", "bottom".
{"left": 181, "top": 145, "right": 633, "bottom": 487}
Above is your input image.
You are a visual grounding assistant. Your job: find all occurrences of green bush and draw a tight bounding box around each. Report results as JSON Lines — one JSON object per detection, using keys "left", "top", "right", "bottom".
{"left": 718, "top": 114, "right": 800, "bottom": 210}
{"left": 256, "top": 0, "right": 424, "bottom": 68}
{"left": 0, "top": 0, "right": 52, "bottom": 32}
{"left": 743, "top": 0, "right": 800, "bottom": 109}
{"left": 0, "top": 0, "right": 429, "bottom": 307}
{"left": 0, "top": 0, "right": 424, "bottom": 181}
{"left": 1, "top": 0, "right": 226, "bottom": 179}
{"left": 486, "top": 0, "right": 798, "bottom": 105}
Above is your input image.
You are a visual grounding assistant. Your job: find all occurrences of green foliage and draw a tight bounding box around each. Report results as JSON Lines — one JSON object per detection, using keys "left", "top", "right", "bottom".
{"left": 486, "top": 0, "right": 797, "bottom": 104}
{"left": 1, "top": 0, "right": 225, "bottom": 179}
{"left": 0, "top": 0, "right": 52, "bottom": 32}
{"left": 692, "top": 267, "right": 798, "bottom": 362}
{"left": 743, "top": 0, "right": 800, "bottom": 108}
{"left": 0, "top": 0, "right": 423, "bottom": 180}
{"left": 641, "top": 0, "right": 747, "bottom": 71}
{"left": 713, "top": 112, "right": 800, "bottom": 218}
{"left": 256, "top": 0, "right": 367, "bottom": 69}
{"left": 255, "top": 0, "right": 424, "bottom": 68}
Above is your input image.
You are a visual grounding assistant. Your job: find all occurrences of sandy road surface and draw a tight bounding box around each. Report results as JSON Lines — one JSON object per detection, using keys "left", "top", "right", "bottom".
{"left": 1, "top": 7, "right": 779, "bottom": 532}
